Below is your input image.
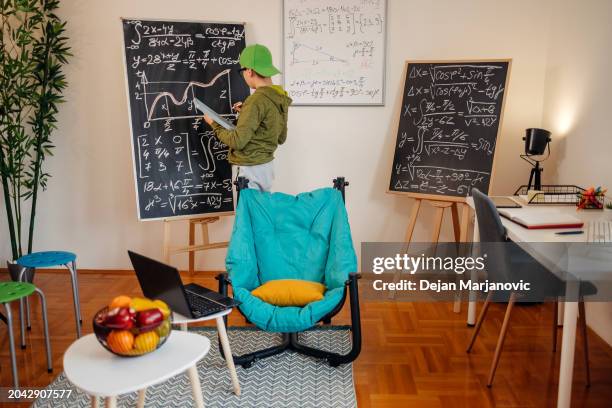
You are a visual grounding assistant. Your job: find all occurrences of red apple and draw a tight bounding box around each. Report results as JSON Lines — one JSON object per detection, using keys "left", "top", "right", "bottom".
{"left": 136, "top": 309, "right": 164, "bottom": 332}
{"left": 103, "top": 307, "right": 134, "bottom": 330}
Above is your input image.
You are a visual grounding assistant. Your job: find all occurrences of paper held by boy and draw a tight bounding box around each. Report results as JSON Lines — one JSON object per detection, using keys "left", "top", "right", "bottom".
{"left": 194, "top": 98, "right": 236, "bottom": 130}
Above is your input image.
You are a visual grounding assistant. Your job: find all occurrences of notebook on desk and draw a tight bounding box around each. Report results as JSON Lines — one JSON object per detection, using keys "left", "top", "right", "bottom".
{"left": 498, "top": 208, "right": 584, "bottom": 229}
{"left": 491, "top": 196, "right": 522, "bottom": 208}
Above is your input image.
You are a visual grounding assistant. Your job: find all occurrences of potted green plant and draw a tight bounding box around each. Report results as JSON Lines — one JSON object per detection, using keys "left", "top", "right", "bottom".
{"left": 1, "top": 0, "right": 70, "bottom": 280}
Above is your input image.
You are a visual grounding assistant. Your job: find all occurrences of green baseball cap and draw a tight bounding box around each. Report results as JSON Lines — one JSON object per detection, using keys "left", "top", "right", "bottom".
{"left": 239, "top": 44, "right": 281, "bottom": 77}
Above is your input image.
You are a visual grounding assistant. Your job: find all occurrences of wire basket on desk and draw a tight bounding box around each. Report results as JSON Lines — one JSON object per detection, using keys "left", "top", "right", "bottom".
{"left": 513, "top": 185, "right": 605, "bottom": 208}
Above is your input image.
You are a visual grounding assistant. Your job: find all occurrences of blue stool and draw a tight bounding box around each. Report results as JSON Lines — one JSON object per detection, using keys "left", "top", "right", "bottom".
{"left": 16, "top": 251, "right": 81, "bottom": 339}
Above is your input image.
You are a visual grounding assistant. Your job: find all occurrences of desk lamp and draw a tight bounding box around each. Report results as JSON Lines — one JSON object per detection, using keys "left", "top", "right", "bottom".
{"left": 521, "top": 128, "right": 551, "bottom": 190}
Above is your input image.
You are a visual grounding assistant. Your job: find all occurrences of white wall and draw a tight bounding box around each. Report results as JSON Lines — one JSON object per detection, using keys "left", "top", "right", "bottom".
{"left": 0, "top": 0, "right": 552, "bottom": 270}
{"left": 541, "top": 0, "right": 612, "bottom": 344}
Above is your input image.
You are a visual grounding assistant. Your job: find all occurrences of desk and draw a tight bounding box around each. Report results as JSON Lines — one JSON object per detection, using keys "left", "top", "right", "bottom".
{"left": 465, "top": 197, "right": 612, "bottom": 408}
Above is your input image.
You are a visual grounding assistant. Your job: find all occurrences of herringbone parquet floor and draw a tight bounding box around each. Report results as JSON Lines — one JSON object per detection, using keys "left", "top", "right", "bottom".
{"left": 1, "top": 270, "right": 610, "bottom": 407}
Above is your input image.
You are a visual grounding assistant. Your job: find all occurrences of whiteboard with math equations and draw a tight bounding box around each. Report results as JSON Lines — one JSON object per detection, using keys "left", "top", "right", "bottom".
{"left": 121, "top": 19, "right": 250, "bottom": 220}
{"left": 388, "top": 60, "right": 512, "bottom": 202}
{"left": 283, "top": 0, "right": 387, "bottom": 105}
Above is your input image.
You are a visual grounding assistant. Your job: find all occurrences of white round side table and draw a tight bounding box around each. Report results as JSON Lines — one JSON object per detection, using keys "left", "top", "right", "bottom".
{"left": 173, "top": 308, "right": 241, "bottom": 396}
{"left": 63, "top": 331, "right": 210, "bottom": 408}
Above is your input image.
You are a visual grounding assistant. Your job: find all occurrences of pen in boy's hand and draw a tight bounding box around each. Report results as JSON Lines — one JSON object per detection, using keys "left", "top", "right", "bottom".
{"left": 232, "top": 102, "right": 243, "bottom": 112}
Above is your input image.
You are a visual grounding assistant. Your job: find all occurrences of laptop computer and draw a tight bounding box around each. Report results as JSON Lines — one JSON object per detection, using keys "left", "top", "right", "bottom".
{"left": 128, "top": 250, "right": 240, "bottom": 319}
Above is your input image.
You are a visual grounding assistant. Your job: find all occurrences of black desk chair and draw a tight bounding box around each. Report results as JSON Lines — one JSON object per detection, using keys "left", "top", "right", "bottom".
{"left": 466, "top": 188, "right": 592, "bottom": 387}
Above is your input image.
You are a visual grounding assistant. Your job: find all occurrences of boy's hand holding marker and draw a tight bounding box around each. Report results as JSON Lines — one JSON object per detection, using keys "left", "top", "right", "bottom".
{"left": 203, "top": 102, "right": 242, "bottom": 125}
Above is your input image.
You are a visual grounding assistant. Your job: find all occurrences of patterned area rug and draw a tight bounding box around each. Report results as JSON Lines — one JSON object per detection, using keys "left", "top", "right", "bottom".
{"left": 32, "top": 326, "right": 356, "bottom": 408}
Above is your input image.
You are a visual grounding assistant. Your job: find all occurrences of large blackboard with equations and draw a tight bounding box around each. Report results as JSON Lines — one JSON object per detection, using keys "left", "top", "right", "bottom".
{"left": 388, "top": 60, "right": 511, "bottom": 202}
{"left": 121, "top": 19, "right": 250, "bottom": 220}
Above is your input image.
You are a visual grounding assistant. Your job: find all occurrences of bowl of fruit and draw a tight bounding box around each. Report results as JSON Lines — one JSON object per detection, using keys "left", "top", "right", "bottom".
{"left": 93, "top": 295, "right": 172, "bottom": 357}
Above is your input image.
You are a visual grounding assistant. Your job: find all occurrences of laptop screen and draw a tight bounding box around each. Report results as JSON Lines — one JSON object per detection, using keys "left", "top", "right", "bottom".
{"left": 128, "top": 251, "right": 193, "bottom": 317}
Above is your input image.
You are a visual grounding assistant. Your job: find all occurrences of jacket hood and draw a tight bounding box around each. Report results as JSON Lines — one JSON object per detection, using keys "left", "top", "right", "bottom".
{"left": 257, "top": 85, "right": 292, "bottom": 113}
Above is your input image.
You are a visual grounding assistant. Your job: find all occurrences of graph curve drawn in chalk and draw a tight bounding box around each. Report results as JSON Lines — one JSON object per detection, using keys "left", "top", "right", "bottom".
{"left": 143, "top": 69, "right": 232, "bottom": 121}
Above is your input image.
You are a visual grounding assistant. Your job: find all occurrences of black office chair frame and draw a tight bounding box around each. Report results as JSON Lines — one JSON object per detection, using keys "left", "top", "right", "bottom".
{"left": 467, "top": 188, "right": 592, "bottom": 387}
{"left": 216, "top": 177, "right": 362, "bottom": 368}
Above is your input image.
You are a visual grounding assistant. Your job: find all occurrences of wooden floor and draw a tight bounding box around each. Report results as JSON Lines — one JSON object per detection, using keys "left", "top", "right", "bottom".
{"left": 1, "top": 270, "right": 611, "bottom": 407}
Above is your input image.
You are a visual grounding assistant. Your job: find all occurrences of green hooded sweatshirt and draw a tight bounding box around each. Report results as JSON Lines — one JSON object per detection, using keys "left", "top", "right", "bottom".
{"left": 210, "top": 85, "right": 292, "bottom": 166}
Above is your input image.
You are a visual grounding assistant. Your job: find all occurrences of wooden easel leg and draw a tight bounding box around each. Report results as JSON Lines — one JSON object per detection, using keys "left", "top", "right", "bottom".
{"left": 454, "top": 203, "right": 472, "bottom": 313}
{"left": 162, "top": 216, "right": 228, "bottom": 273}
{"left": 428, "top": 200, "right": 454, "bottom": 242}
{"left": 163, "top": 220, "right": 171, "bottom": 263}
{"left": 189, "top": 221, "right": 195, "bottom": 275}
{"left": 431, "top": 206, "right": 445, "bottom": 243}
{"left": 201, "top": 221, "right": 210, "bottom": 245}
{"left": 393, "top": 199, "right": 423, "bottom": 300}
{"left": 450, "top": 202, "right": 461, "bottom": 243}
{"left": 467, "top": 207, "right": 479, "bottom": 325}
{"left": 459, "top": 203, "right": 470, "bottom": 243}
{"left": 200, "top": 222, "right": 210, "bottom": 270}
{"left": 404, "top": 199, "right": 422, "bottom": 242}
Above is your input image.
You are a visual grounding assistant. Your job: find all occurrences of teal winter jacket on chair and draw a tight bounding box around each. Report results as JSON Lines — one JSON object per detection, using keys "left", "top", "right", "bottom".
{"left": 226, "top": 187, "right": 357, "bottom": 333}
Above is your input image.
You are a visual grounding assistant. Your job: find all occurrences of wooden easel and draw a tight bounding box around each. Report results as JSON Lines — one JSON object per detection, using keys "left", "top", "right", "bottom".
{"left": 162, "top": 213, "right": 233, "bottom": 274}
{"left": 386, "top": 59, "right": 510, "bottom": 312}
{"left": 389, "top": 59, "right": 509, "bottom": 245}
{"left": 403, "top": 197, "right": 471, "bottom": 244}
{"left": 399, "top": 195, "right": 474, "bottom": 312}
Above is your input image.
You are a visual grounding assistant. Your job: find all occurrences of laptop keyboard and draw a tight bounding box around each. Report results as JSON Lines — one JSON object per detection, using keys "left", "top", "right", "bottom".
{"left": 185, "top": 291, "right": 227, "bottom": 317}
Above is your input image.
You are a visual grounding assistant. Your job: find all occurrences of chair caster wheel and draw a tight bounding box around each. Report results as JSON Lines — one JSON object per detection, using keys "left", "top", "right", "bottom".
{"left": 21, "top": 345, "right": 26, "bottom": 350}
{"left": 48, "top": 368, "right": 53, "bottom": 373}
{"left": 27, "top": 326, "right": 32, "bottom": 331}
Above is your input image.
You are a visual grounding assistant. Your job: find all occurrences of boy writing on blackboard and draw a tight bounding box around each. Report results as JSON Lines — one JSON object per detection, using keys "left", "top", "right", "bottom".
{"left": 203, "top": 44, "right": 292, "bottom": 192}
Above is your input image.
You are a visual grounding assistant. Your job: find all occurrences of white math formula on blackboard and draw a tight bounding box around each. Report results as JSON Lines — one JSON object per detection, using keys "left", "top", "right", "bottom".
{"left": 389, "top": 60, "right": 511, "bottom": 201}
{"left": 122, "top": 19, "right": 250, "bottom": 220}
{"left": 283, "top": 0, "right": 386, "bottom": 105}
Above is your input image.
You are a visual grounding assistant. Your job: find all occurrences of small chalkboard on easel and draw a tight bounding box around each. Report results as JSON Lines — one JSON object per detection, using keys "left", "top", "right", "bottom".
{"left": 387, "top": 59, "right": 511, "bottom": 244}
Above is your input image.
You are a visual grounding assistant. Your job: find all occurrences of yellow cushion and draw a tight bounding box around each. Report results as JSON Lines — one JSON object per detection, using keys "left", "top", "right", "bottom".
{"left": 251, "top": 279, "right": 326, "bottom": 307}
